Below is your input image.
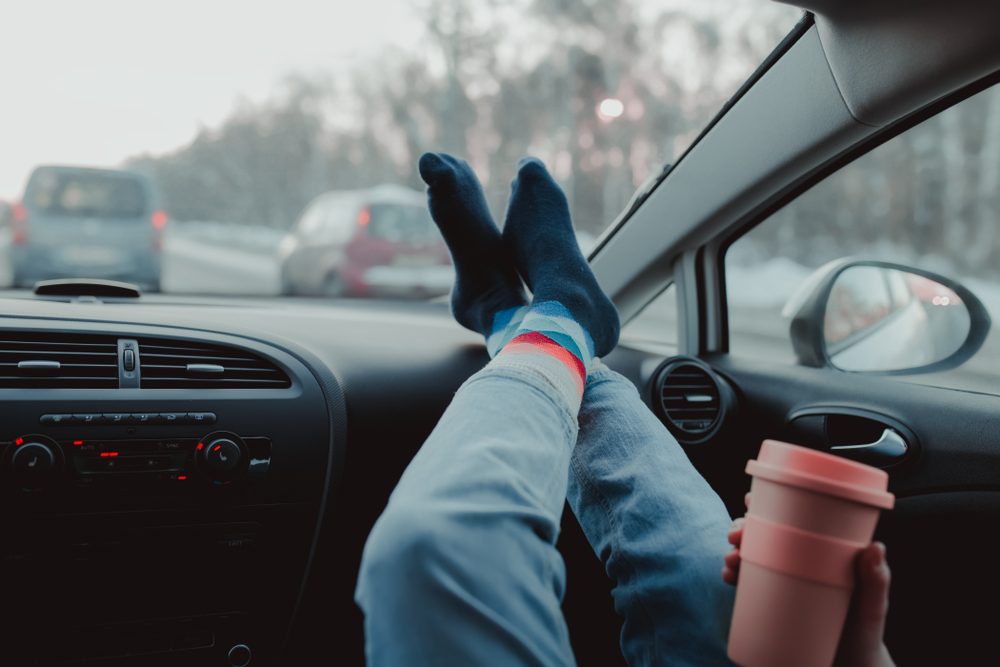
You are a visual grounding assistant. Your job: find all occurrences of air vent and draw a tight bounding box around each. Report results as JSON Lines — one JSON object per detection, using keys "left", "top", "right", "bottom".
{"left": 0, "top": 332, "right": 118, "bottom": 388}
{"left": 138, "top": 338, "right": 291, "bottom": 389}
{"left": 653, "top": 357, "right": 732, "bottom": 444}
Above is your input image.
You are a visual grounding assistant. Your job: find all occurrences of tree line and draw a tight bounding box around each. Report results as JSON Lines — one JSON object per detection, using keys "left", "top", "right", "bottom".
{"left": 127, "top": 0, "right": 796, "bottom": 235}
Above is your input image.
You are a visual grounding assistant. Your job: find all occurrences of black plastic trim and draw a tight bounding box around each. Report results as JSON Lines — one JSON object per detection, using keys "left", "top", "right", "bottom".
{"left": 118, "top": 338, "right": 140, "bottom": 388}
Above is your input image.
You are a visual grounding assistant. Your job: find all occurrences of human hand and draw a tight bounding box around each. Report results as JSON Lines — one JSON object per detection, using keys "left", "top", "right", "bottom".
{"left": 722, "top": 498, "right": 895, "bottom": 667}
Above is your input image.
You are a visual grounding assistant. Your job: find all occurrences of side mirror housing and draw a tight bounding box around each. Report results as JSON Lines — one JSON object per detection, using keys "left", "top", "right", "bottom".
{"left": 784, "top": 258, "right": 991, "bottom": 374}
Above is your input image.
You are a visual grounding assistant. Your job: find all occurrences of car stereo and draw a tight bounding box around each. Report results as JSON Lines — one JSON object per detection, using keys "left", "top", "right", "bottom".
{"left": 4, "top": 428, "right": 271, "bottom": 492}
{"left": 0, "top": 327, "right": 338, "bottom": 666}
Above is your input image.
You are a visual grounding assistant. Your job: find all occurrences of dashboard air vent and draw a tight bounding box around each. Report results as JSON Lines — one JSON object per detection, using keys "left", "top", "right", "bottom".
{"left": 0, "top": 332, "right": 119, "bottom": 388}
{"left": 653, "top": 357, "right": 732, "bottom": 445}
{"left": 138, "top": 338, "right": 291, "bottom": 389}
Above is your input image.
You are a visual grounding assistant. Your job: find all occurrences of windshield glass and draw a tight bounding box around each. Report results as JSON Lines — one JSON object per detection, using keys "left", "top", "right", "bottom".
{"left": 0, "top": 0, "right": 800, "bottom": 297}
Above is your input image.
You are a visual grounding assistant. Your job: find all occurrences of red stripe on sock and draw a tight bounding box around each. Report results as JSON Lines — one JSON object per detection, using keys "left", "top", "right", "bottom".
{"left": 505, "top": 331, "right": 587, "bottom": 384}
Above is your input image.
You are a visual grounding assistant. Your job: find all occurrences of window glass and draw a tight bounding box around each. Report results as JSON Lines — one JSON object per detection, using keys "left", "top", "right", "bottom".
{"left": 367, "top": 205, "right": 438, "bottom": 245}
{"left": 622, "top": 284, "right": 678, "bottom": 351}
{"left": 296, "top": 203, "right": 327, "bottom": 235}
{"left": 727, "top": 83, "right": 1000, "bottom": 394}
{"left": 0, "top": 0, "right": 800, "bottom": 297}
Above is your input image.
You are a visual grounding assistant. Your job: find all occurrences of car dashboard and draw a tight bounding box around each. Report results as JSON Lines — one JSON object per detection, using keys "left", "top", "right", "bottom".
{"left": 0, "top": 294, "right": 494, "bottom": 666}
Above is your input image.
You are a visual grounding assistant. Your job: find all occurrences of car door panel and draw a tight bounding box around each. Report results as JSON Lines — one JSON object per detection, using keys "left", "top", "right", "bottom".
{"left": 693, "top": 353, "right": 999, "bottom": 664}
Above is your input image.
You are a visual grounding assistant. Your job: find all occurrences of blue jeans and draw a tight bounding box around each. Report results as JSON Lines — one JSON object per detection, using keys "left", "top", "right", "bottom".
{"left": 355, "top": 362, "right": 734, "bottom": 666}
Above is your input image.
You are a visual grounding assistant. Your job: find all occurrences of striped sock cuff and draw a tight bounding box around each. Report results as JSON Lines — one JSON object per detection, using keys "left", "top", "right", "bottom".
{"left": 486, "top": 301, "right": 595, "bottom": 363}
{"left": 492, "top": 333, "right": 585, "bottom": 413}
{"left": 513, "top": 301, "right": 594, "bottom": 367}
{"left": 506, "top": 331, "right": 587, "bottom": 382}
{"left": 489, "top": 301, "right": 595, "bottom": 413}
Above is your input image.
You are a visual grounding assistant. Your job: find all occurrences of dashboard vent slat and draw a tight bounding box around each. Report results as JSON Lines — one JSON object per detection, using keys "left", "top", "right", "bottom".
{"left": 0, "top": 332, "right": 118, "bottom": 388}
{"left": 653, "top": 358, "right": 731, "bottom": 445}
{"left": 138, "top": 338, "right": 290, "bottom": 389}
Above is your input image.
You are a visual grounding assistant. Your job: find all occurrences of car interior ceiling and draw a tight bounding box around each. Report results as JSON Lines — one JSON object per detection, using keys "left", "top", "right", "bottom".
{"left": 3, "top": 1, "right": 1000, "bottom": 665}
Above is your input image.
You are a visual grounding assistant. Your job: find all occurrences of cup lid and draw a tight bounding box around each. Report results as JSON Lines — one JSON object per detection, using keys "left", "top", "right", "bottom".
{"left": 746, "top": 440, "right": 895, "bottom": 509}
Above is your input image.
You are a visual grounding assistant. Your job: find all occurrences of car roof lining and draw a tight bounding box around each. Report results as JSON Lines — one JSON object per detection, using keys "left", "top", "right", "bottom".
{"left": 804, "top": 0, "right": 1000, "bottom": 127}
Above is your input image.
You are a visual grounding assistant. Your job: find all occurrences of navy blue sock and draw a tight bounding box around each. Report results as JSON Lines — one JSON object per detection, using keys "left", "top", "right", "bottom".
{"left": 502, "top": 158, "right": 620, "bottom": 357}
{"left": 419, "top": 152, "right": 527, "bottom": 337}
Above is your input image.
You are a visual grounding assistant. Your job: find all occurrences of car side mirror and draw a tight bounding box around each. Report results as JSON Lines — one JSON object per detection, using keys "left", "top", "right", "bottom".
{"left": 783, "top": 259, "right": 991, "bottom": 374}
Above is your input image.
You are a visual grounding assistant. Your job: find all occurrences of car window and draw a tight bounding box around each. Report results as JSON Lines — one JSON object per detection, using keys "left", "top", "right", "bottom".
{"left": 27, "top": 171, "right": 148, "bottom": 219}
{"left": 726, "top": 82, "right": 1000, "bottom": 395}
{"left": 296, "top": 204, "right": 324, "bottom": 234}
{"left": 321, "top": 206, "right": 356, "bottom": 243}
{"left": 366, "top": 205, "right": 437, "bottom": 245}
{"left": 0, "top": 0, "right": 800, "bottom": 296}
{"left": 621, "top": 284, "right": 679, "bottom": 352}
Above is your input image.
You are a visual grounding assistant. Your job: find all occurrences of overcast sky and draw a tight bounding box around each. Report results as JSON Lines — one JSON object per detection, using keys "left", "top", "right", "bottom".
{"left": 0, "top": 0, "right": 425, "bottom": 198}
{"left": 0, "top": 0, "right": 790, "bottom": 200}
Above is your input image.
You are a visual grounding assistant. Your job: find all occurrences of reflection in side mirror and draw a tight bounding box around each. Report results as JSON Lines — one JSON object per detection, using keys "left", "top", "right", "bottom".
{"left": 787, "top": 259, "right": 991, "bottom": 374}
{"left": 824, "top": 267, "right": 970, "bottom": 372}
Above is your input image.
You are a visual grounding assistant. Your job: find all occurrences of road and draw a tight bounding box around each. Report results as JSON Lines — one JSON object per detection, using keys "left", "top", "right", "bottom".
{"left": 161, "top": 234, "right": 282, "bottom": 295}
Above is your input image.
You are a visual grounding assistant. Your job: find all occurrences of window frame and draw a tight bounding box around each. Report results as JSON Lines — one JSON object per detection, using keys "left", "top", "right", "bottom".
{"left": 701, "top": 69, "right": 1000, "bottom": 359}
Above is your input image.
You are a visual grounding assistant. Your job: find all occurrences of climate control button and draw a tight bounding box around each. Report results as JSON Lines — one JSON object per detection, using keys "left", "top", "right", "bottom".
{"left": 8, "top": 436, "right": 63, "bottom": 489}
{"left": 12, "top": 442, "right": 55, "bottom": 475}
{"left": 204, "top": 439, "right": 241, "bottom": 474}
{"left": 197, "top": 434, "right": 246, "bottom": 484}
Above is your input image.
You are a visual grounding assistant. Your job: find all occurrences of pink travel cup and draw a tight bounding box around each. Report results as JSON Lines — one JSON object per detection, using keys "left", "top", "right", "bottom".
{"left": 727, "top": 440, "right": 895, "bottom": 667}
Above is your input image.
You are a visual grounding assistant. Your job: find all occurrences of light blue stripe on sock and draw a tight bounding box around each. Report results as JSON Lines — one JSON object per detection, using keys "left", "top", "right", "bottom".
{"left": 514, "top": 302, "right": 594, "bottom": 367}
{"left": 487, "top": 305, "right": 529, "bottom": 357}
{"left": 521, "top": 301, "right": 595, "bottom": 360}
{"left": 491, "top": 305, "right": 527, "bottom": 335}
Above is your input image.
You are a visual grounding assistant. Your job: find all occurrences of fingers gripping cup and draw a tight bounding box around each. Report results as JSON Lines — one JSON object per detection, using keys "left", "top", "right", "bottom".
{"left": 728, "top": 440, "right": 894, "bottom": 667}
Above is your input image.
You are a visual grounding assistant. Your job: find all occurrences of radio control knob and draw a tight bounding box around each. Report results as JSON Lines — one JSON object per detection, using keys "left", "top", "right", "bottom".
{"left": 198, "top": 437, "right": 245, "bottom": 482}
{"left": 10, "top": 441, "right": 58, "bottom": 488}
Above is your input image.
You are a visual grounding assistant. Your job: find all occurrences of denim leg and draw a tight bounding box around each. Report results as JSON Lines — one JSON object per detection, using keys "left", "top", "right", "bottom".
{"left": 568, "top": 364, "right": 734, "bottom": 667}
{"left": 356, "top": 363, "right": 579, "bottom": 667}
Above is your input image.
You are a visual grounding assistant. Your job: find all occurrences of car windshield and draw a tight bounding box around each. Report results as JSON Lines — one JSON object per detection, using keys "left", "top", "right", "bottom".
{"left": 0, "top": 0, "right": 800, "bottom": 297}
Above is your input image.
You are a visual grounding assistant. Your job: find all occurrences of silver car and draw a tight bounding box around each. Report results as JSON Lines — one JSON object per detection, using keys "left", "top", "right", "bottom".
{"left": 11, "top": 166, "right": 165, "bottom": 290}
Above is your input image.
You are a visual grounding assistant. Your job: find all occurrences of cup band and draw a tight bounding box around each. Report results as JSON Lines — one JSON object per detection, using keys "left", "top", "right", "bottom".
{"left": 740, "top": 514, "right": 865, "bottom": 589}
{"left": 746, "top": 460, "right": 895, "bottom": 509}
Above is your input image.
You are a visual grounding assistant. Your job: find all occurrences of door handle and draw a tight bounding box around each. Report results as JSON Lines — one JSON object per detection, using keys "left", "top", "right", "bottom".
{"left": 830, "top": 428, "right": 908, "bottom": 468}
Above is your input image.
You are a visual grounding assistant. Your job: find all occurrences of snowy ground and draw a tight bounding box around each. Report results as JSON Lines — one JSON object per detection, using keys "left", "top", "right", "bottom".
{"left": 161, "top": 232, "right": 282, "bottom": 295}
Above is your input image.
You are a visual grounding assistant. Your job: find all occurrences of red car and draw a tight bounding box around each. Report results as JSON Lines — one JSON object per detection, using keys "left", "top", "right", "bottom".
{"left": 278, "top": 185, "right": 452, "bottom": 298}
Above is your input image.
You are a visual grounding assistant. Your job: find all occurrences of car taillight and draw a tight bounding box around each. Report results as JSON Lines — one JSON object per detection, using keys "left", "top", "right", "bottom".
{"left": 11, "top": 202, "right": 27, "bottom": 245}
{"left": 151, "top": 210, "right": 167, "bottom": 251}
{"left": 356, "top": 207, "right": 371, "bottom": 228}
{"left": 151, "top": 210, "right": 168, "bottom": 230}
